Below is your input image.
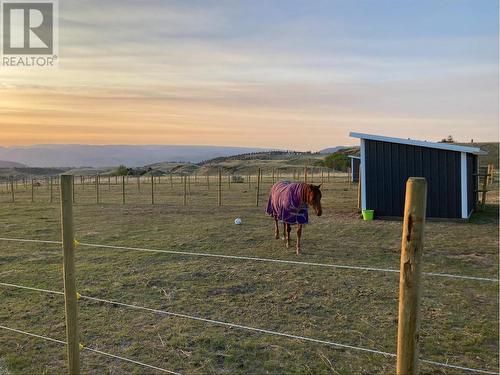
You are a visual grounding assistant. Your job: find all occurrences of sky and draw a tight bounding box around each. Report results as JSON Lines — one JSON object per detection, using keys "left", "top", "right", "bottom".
{"left": 0, "top": 0, "right": 498, "bottom": 150}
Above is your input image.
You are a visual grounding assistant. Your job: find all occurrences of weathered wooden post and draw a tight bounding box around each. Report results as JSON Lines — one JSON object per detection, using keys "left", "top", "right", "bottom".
{"left": 151, "top": 173, "right": 154, "bottom": 205}
{"left": 256, "top": 168, "right": 261, "bottom": 207}
{"left": 248, "top": 172, "right": 251, "bottom": 189}
{"left": 137, "top": 176, "right": 141, "bottom": 192}
{"left": 206, "top": 173, "right": 210, "bottom": 190}
{"left": 95, "top": 175, "right": 100, "bottom": 204}
{"left": 304, "top": 167, "right": 308, "bottom": 183}
{"left": 272, "top": 168, "right": 275, "bottom": 183}
{"left": 10, "top": 178, "right": 14, "bottom": 203}
{"left": 72, "top": 176, "right": 75, "bottom": 204}
{"left": 183, "top": 175, "right": 187, "bottom": 206}
{"left": 227, "top": 173, "right": 231, "bottom": 190}
{"left": 50, "top": 177, "right": 53, "bottom": 203}
{"left": 122, "top": 176, "right": 126, "bottom": 204}
{"left": 31, "top": 179, "right": 34, "bottom": 202}
{"left": 170, "top": 172, "right": 173, "bottom": 189}
{"left": 321, "top": 170, "right": 324, "bottom": 184}
{"left": 108, "top": 176, "right": 111, "bottom": 191}
{"left": 357, "top": 173, "right": 361, "bottom": 211}
{"left": 218, "top": 169, "right": 222, "bottom": 206}
{"left": 60, "top": 175, "right": 80, "bottom": 375}
{"left": 396, "top": 177, "right": 427, "bottom": 375}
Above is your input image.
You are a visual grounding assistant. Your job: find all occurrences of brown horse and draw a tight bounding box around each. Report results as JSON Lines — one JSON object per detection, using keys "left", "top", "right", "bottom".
{"left": 266, "top": 182, "right": 323, "bottom": 255}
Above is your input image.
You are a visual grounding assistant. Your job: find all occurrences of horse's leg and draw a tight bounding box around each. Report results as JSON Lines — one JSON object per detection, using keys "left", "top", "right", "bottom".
{"left": 286, "top": 223, "right": 291, "bottom": 248}
{"left": 274, "top": 218, "right": 279, "bottom": 239}
{"left": 296, "top": 224, "right": 302, "bottom": 255}
{"left": 282, "top": 222, "right": 286, "bottom": 241}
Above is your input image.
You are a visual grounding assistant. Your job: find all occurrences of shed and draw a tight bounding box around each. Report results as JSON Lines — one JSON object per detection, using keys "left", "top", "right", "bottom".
{"left": 349, "top": 132, "right": 486, "bottom": 219}
{"left": 348, "top": 155, "right": 360, "bottom": 182}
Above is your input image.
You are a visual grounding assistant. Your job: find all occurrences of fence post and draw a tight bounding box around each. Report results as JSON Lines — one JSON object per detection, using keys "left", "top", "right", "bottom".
{"left": 122, "top": 176, "right": 126, "bottom": 204}
{"left": 170, "top": 172, "right": 173, "bottom": 189}
{"left": 256, "top": 168, "right": 261, "bottom": 207}
{"left": 95, "top": 175, "right": 100, "bottom": 204}
{"left": 218, "top": 169, "right": 222, "bottom": 206}
{"left": 31, "top": 179, "right": 34, "bottom": 202}
{"left": 60, "top": 175, "right": 80, "bottom": 375}
{"left": 72, "top": 176, "right": 75, "bottom": 204}
{"left": 304, "top": 167, "right": 307, "bottom": 183}
{"left": 10, "top": 178, "right": 14, "bottom": 203}
{"left": 137, "top": 176, "right": 141, "bottom": 192}
{"left": 396, "top": 177, "right": 427, "bottom": 375}
{"left": 183, "top": 175, "right": 187, "bottom": 206}
{"left": 357, "top": 173, "right": 361, "bottom": 211}
{"left": 207, "top": 173, "right": 210, "bottom": 190}
{"left": 151, "top": 173, "right": 154, "bottom": 205}
{"left": 50, "top": 177, "right": 53, "bottom": 203}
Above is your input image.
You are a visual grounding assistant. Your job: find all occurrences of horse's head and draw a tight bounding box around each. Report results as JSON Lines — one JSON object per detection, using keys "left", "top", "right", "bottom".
{"left": 306, "top": 184, "right": 323, "bottom": 216}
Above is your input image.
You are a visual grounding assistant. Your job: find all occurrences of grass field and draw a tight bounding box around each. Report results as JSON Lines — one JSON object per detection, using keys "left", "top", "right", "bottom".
{"left": 0, "top": 174, "right": 498, "bottom": 374}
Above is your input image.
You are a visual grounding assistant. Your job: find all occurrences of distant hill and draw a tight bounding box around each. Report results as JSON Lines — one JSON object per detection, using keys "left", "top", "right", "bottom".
{"left": 0, "top": 160, "right": 26, "bottom": 168}
{"left": 318, "top": 146, "right": 349, "bottom": 154}
{"left": 457, "top": 142, "right": 499, "bottom": 168}
{"left": 0, "top": 145, "right": 273, "bottom": 167}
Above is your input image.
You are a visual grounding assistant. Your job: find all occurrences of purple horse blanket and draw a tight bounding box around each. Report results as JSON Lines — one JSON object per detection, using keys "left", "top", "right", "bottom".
{"left": 266, "top": 181, "right": 309, "bottom": 225}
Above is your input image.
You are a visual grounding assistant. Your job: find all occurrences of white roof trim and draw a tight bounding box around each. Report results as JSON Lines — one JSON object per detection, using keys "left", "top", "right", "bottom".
{"left": 348, "top": 155, "right": 360, "bottom": 159}
{"left": 349, "top": 132, "right": 486, "bottom": 155}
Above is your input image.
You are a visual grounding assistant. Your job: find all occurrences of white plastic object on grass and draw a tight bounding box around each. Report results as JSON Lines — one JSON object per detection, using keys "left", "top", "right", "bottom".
{"left": 234, "top": 217, "right": 242, "bottom": 225}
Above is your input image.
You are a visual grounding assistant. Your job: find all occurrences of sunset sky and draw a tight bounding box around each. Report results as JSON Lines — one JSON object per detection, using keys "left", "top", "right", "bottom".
{"left": 1, "top": 0, "right": 498, "bottom": 150}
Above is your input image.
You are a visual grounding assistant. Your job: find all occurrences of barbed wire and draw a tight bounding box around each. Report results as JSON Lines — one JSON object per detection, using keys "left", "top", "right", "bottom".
{"left": 0, "top": 237, "right": 497, "bottom": 282}
{"left": 0, "top": 281, "right": 497, "bottom": 374}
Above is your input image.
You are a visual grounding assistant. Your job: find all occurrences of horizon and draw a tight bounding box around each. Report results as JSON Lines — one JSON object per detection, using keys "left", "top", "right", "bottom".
{"left": 1, "top": 0, "right": 498, "bottom": 149}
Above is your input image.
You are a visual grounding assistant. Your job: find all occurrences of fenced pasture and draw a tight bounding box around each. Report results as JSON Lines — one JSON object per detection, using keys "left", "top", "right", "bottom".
{"left": 0, "top": 173, "right": 498, "bottom": 374}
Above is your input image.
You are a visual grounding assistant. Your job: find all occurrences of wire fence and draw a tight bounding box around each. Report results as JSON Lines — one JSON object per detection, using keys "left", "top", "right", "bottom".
{"left": 0, "top": 237, "right": 497, "bottom": 283}
{"left": 0, "top": 280, "right": 497, "bottom": 374}
{"left": 0, "top": 234, "right": 498, "bottom": 374}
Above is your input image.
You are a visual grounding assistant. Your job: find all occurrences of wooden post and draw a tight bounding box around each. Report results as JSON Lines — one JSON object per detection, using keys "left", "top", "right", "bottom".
{"left": 137, "top": 176, "right": 141, "bottom": 192}
{"left": 480, "top": 170, "right": 488, "bottom": 207}
{"left": 122, "top": 176, "right": 125, "bottom": 204}
{"left": 321, "top": 170, "right": 324, "bottom": 184}
{"left": 304, "top": 167, "right": 308, "bottom": 183}
{"left": 188, "top": 175, "right": 191, "bottom": 193}
{"left": 396, "top": 177, "right": 427, "bottom": 375}
{"left": 357, "top": 173, "right": 361, "bottom": 211}
{"left": 108, "top": 176, "right": 111, "bottom": 191}
{"left": 272, "top": 168, "right": 275, "bottom": 183}
{"left": 95, "top": 175, "right": 100, "bottom": 204}
{"left": 248, "top": 172, "right": 251, "bottom": 189}
{"left": 218, "top": 169, "right": 222, "bottom": 206}
{"left": 151, "top": 173, "right": 154, "bottom": 205}
{"left": 50, "top": 177, "right": 53, "bottom": 203}
{"left": 60, "top": 175, "right": 80, "bottom": 375}
{"left": 72, "top": 176, "right": 75, "bottom": 204}
{"left": 311, "top": 168, "right": 314, "bottom": 183}
{"left": 256, "top": 168, "right": 261, "bottom": 207}
{"left": 228, "top": 174, "right": 231, "bottom": 190}
{"left": 206, "top": 173, "right": 210, "bottom": 190}
{"left": 183, "top": 175, "right": 187, "bottom": 206}
{"left": 10, "top": 178, "right": 14, "bottom": 203}
{"left": 31, "top": 179, "right": 34, "bottom": 202}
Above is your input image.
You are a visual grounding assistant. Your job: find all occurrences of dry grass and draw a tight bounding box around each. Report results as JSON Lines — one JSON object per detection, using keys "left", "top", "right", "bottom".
{"left": 0, "top": 174, "right": 498, "bottom": 374}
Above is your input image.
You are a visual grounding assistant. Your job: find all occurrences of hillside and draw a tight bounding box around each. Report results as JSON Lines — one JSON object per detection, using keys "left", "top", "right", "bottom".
{"left": 458, "top": 142, "right": 499, "bottom": 168}
{"left": 0, "top": 160, "right": 26, "bottom": 168}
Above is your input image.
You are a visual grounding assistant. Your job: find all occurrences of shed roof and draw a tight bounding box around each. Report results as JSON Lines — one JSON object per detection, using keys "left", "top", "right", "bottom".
{"left": 349, "top": 132, "right": 486, "bottom": 155}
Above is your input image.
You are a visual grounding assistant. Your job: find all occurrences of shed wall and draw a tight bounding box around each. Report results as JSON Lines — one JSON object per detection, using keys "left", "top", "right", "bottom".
{"left": 364, "top": 140, "right": 462, "bottom": 218}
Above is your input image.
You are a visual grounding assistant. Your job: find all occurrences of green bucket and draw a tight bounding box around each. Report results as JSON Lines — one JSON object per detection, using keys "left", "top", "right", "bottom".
{"left": 362, "top": 209, "right": 374, "bottom": 221}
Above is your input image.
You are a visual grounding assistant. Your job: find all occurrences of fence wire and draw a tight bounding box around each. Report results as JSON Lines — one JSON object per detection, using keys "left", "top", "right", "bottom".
{"left": 0, "top": 281, "right": 498, "bottom": 374}
{"left": 0, "top": 324, "right": 180, "bottom": 374}
{"left": 0, "top": 237, "right": 497, "bottom": 282}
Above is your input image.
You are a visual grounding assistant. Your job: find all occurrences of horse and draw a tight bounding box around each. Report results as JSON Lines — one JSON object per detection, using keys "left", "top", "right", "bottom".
{"left": 266, "top": 181, "right": 322, "bottom": 255}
